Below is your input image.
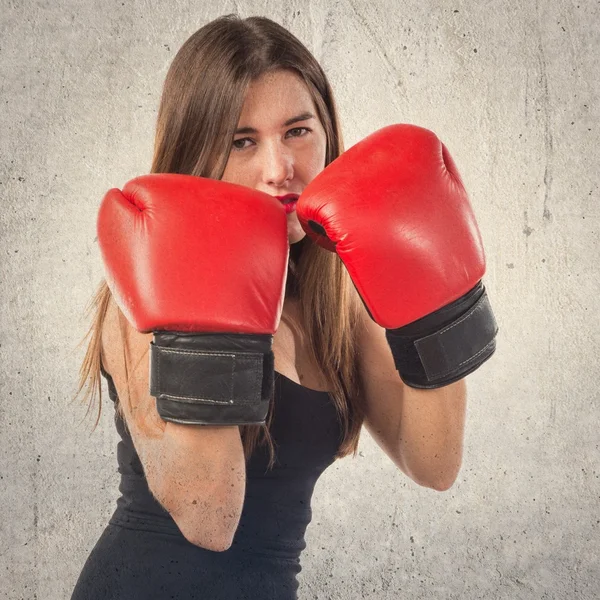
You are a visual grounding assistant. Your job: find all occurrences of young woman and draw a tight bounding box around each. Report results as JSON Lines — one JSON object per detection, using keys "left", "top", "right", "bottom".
{"left": 72, "top": 13, "right": 495, "bottom": 600}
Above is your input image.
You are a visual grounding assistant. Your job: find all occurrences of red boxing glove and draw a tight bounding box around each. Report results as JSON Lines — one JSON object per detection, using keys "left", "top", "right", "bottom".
{"left": 97, "top": 174, "right": 289, "bottom": 424}
{"left": 296, "top": 124, "right": 498, "bottom": 388}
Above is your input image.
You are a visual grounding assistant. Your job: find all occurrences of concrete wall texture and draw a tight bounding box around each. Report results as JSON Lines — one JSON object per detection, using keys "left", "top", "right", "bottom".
{"left": 1, "top": 0, "right": 598, "bottom": 598}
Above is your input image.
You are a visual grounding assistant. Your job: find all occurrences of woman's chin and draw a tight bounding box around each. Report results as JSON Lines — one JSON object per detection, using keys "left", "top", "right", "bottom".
{"left": 288, "top": 224, "right": 306, "bottom": 245}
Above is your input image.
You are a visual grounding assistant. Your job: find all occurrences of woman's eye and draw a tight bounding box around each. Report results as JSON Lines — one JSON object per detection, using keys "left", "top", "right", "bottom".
{"left": 232, "top": 128, "right": 310, "bottom": 152}
{"left": 232, "top": 138, "right": 251, "bottom": 151}
{"left": 287, "top": 127, "right": 310, "bottom": 138}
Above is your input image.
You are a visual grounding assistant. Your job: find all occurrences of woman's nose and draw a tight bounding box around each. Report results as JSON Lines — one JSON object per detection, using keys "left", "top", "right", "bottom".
{"left": 262, "top": 142, "right": 293, "bottom": 187}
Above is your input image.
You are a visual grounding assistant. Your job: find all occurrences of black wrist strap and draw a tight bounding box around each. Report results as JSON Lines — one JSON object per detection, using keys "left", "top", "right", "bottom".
{"left": 149, "top": 333, "right": 274, "bottom": 425}
{"left": 385, "top": 281, "right": 498, "bottom": 389}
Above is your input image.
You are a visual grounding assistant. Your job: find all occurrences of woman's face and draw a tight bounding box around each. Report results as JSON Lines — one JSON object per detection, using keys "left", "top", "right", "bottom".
{"left": 221, "top": 69, "right": 328, "bottom": 244}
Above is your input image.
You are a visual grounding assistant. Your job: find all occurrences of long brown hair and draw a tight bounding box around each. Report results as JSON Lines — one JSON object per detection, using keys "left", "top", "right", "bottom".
{"left": 74, "top": 14, "right": 365, "bottom": 469}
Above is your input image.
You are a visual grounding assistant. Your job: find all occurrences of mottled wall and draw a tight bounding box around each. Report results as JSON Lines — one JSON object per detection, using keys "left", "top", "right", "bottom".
{"left": 1, "top": 0, "right": 598, "bottom": 598}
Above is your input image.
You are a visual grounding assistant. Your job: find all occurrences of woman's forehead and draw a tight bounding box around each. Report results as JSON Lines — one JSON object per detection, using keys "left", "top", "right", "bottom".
{"left": 238, "top": 71, "right": 315, "bottom": 124}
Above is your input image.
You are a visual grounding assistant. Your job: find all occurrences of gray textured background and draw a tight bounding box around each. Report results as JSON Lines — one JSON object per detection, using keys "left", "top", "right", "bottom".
{"left": 1, "top": 0, "right": 598, "bottom": 598}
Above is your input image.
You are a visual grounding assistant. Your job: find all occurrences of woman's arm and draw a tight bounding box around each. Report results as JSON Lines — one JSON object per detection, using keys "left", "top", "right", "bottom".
{"left": 357, "top": 308, "right": 467, "bottom": 491}
{"left": 101, "top": 296, "right": 246, "bottom": 551}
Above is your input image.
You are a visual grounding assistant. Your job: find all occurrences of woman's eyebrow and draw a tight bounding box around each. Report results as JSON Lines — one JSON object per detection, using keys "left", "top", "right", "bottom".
{"left": 234, "top": 112, "right": 315, "bottom": 135}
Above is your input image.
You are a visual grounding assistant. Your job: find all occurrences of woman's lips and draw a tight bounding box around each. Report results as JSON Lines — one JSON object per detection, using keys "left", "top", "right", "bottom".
{"left": 283, "top": 200, "right": 298, "bottom": 215}
{"left": 275, "top": 194, "right": 299, "bottom": 215}
{"left": 275, "top": 194, "right": 299, "bottom": 204}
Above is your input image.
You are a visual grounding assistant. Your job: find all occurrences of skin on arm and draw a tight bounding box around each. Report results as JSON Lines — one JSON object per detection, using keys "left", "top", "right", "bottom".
{"left": 358, "top": 305, "right": 467, "bottom": 491}
{"left": 101, "top": 295, "right": 247, "bottom": 551}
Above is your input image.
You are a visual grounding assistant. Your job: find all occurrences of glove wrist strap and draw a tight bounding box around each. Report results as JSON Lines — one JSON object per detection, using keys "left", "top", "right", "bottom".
{"left": 385, "top": 281, "right": 498, "bottom": 389}
{"left": 150, "top": 333, "right": 274, "bottom": 425}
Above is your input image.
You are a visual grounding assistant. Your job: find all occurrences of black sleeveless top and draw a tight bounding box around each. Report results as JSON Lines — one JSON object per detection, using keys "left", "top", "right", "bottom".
{"left": 71, "top": 366, "right": 343, "bottom": 600}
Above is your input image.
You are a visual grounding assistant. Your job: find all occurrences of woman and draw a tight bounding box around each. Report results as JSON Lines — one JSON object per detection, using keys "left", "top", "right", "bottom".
{"left": 73, "top": 12, "right": 488, "bottom": 600}
{"left": 72, "top": 14, "right": 367, "bottom": 600}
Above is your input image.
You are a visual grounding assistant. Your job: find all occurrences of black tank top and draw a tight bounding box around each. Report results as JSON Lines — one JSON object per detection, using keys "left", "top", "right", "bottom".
{"left": 87, "top": 365, "right": 343, "bottom": 598}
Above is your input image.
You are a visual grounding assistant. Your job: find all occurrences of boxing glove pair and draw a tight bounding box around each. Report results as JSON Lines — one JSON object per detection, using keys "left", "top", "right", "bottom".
{"left": 97, "top": 124, "right": 498, "bottom": 427}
